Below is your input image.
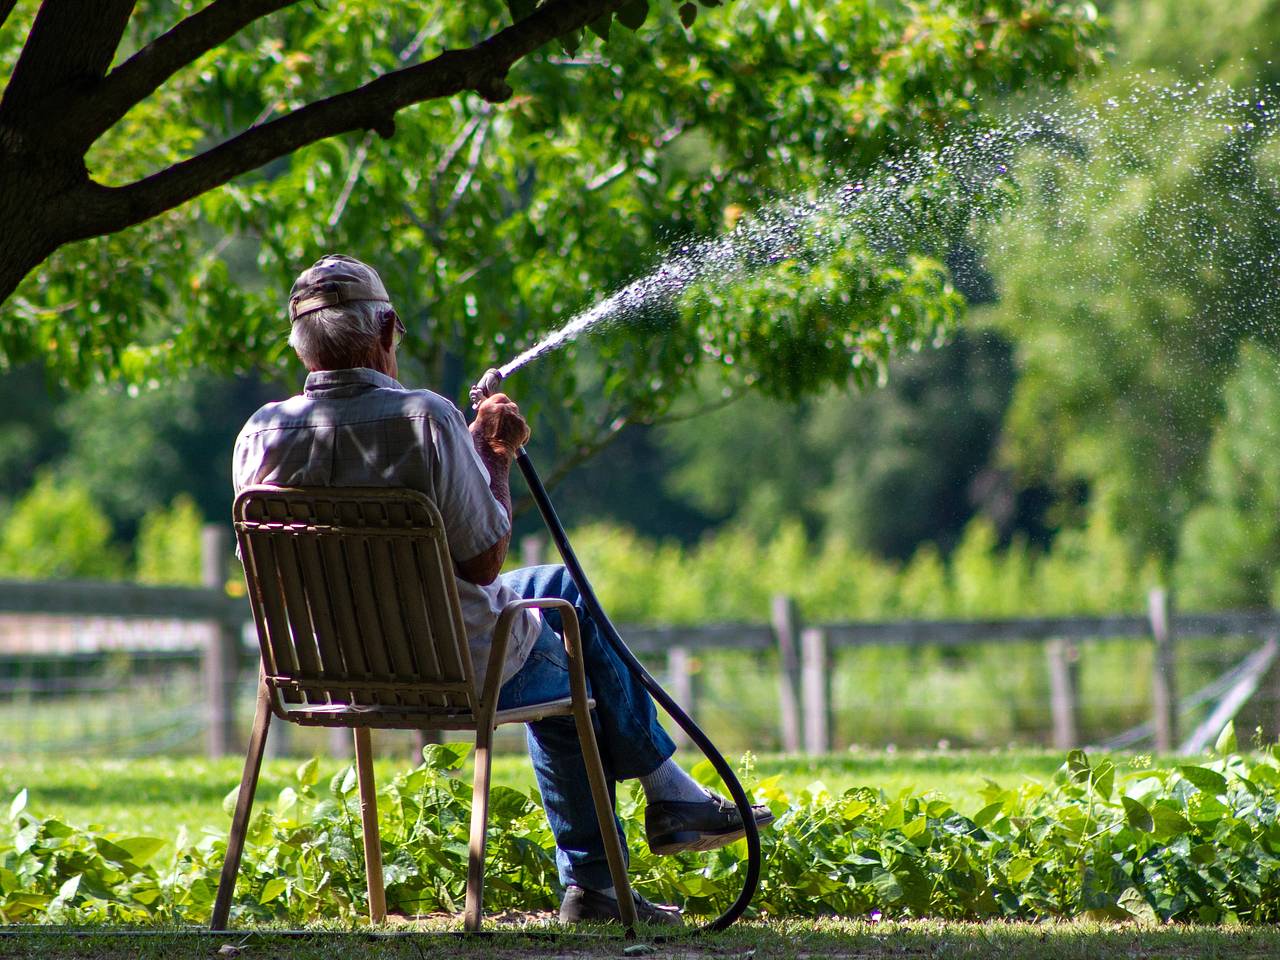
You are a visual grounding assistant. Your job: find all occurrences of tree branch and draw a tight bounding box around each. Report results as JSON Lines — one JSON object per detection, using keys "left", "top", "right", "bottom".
{"left": 0, "top": 0, "right": 20, "bottom": 32}
{"left": 70, "top": 0, "right": 628, "bottom": 241}
{"left": 585, "top": 122, "right": 688, "bottom": 191}
{"left": 0, "top": 0, "right": 136, "bottom": 129}
{"left": 75, "top": 0, "right": 301, "bottom": 148}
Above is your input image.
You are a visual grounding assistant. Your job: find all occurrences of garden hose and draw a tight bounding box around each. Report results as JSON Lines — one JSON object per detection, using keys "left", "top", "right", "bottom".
{"left": 470, "top": 372, "right": 762, "bottom": 934}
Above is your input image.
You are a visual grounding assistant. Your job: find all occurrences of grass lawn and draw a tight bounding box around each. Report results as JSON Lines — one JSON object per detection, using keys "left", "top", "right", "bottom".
{"left": 0, "top": 920, "right": 1276, "bottom": 959}
{"left": 3, "top": 747, "right": 1109, "bottom": 841}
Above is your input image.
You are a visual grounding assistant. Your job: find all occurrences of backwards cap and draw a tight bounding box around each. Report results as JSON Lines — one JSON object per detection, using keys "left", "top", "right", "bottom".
{"left": 288, "top": 254, "right": 391, "bottom": 322}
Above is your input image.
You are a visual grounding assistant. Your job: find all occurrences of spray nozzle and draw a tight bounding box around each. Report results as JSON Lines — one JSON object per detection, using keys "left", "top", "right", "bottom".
{"left": 469, "top": 367, "right": 505, "bottom": 410}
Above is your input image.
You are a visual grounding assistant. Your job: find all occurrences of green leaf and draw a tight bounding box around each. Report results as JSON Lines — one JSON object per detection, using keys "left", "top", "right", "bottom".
{"left": 1117, "top": 887, "right": 1158, "bottom": 926}
{"left": 678, "top": 2, "right": 697, "bottom": 27}
{"left": 1091, "top": 759, "right": 1115, "bottom": 801}
{"left": 276, "top": 786, "right": 299, "bottom": 818}
{"left": 1121, "top": 796, "right": 1154, "bottom": 833}
{"left": 222, "top": 786, "right": 240, "bottom": 818}
{"left": 1006, "top": 857, "right": 1034, "bottom": 883}
{"left": 615, "top": 0, "right": 649, "bottom": 30}
{"left": 259, "top": 877, "right": 288, "bottom": 905}
{"left": 296, "top": 757, "right": 319, "bottom": 787}
{"left": 973, "top": 800, "right": 1004, "bottom": 827}
{"left": 1179, "top": 765, "right": 1229, "bottom": 796}
{"left": 422, "top": 742, "right": 470, "bottom": 771}
{"left": 115, "top": 836, "right": 167, "bottom": 864}
{"left": 1066, "top": 749, "right": 1091, "bottom": 783}
{"left": 1150, "top": 803, "right": 1193, "bottom": 839}
{"left": 55, "top": 874, "right": 81, "bottom": 904}
{"left": 869, "top": 868, "right": 903, "bottom": 902}
{"left": 558, "top": 27, "right": 582, "bottom": 56}
{"left": 8, "top": 788, "right": 26, "bottom": 820}
{"left": 1214, "top": 720, "right": 1238, "bottom": 755}
{"left": 339, "top": 766, "right": 358, "bottom": 796}
{"left": 587, "top": 12, "right": 611, "bottom": 41}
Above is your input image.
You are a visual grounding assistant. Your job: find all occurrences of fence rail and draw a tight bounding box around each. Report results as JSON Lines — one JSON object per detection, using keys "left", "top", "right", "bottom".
{"left": 1, "top": 528, "right": 1278, "bottom": 758}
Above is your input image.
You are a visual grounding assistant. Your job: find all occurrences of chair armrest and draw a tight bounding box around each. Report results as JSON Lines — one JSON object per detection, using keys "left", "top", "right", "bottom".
{"left": 478, "top": 598, "right": 583, "bottom": 716}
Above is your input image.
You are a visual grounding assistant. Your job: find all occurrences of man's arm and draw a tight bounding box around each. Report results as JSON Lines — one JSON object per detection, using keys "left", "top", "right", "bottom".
{"left": 456, "top": 392, "right": 529, "bottom": 586}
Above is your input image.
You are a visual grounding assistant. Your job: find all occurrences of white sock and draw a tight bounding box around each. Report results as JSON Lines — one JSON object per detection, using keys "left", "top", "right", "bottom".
{"left": 638, "top": 758, "right": 709, "bottom": 804}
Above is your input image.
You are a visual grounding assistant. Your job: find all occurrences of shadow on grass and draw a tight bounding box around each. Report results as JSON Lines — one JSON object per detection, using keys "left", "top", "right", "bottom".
{"left": 2, "top": 920, "right": 1277, "bottom": 960}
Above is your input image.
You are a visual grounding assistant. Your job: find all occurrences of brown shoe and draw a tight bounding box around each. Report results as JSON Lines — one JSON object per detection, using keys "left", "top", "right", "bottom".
{"left": 559, "top": 885, "right": 683, "bottom": 926}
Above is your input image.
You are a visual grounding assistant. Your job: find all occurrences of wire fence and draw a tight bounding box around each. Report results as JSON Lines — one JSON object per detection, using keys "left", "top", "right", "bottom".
{"left": 1, "top": 604, "right": 1276, "bottom": 759}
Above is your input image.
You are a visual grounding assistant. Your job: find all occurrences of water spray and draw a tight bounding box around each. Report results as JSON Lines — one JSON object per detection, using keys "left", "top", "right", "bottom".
{"left": 469, "top": 368, "right": 762, "bottom": 935}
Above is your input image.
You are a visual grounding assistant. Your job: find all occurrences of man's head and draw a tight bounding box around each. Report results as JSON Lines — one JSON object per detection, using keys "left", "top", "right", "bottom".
{"left": 287, "top": 254, "right": 404, "bottom": 375}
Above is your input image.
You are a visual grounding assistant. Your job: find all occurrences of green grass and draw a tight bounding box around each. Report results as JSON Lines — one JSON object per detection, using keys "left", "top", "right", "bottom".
{"left": 2, "top": 748, "right": 1106, "bottom": 841}
{"left": 0, "top": 920, "right": 1277, "bottom": 959}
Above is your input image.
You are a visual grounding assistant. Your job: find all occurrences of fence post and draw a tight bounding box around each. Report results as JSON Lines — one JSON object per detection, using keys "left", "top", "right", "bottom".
{"left": 1045, "top": 638, "right": 1079, "bottom": 750}
{"left": 202, "top": 525, "right": 239, "bottom": 759}
{"left": 1149, "top": 587, "right": 1177, "bottom": 753}
{"left": 801, "top": 627, "right": 831, "bottom": 754}
{"left": 667, "top": 646, "right": 695, "bottom": 749}
{"left": 771, "top": 594, "right": 802, "bottom": 754}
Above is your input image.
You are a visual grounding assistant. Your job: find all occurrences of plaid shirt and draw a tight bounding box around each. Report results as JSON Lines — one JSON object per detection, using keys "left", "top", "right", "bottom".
{"left": 232, "top": 367, "right": 538, "bottom": 689}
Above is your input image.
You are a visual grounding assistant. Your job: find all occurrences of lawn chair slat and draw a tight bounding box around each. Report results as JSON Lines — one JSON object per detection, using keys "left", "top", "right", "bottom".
{"left": 274, "top": 533, "right": 326, "bottom": 701}
{"left": 242, "top": 530, "right": 296, "bottom": 683}
{"left": 417, "top": 536, "right": 471, "bottom": 697}
{"left": 393, "top": 537, "right": 448, "bottom": 708}
{"left": 344, "top": 534, "right": 394, "bottom": 689}
{"left": 366, "top": 532, "right": 422, "bottom": 708}
{"left": 294, "top": 530, "right": 352, "bottom": 699}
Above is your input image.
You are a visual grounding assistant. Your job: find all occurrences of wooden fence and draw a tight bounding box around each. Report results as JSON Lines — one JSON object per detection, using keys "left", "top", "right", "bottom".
{"left": 1, "top": 527, "right": 1278, "bottom": 757}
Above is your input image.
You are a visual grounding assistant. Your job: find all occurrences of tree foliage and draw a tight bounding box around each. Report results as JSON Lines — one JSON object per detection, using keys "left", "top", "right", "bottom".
{"left": 979, "top": 0, "right": 1280, "bottom": 561}
{"left": 0, "top": 472, "right": 124, "bottom": 579}
{"left": 0, "top": 0, "right": 684, "bottom": 308}
{"left": 1174, "top": 343, "right": 1280, "bottom": 609}
{"left": 3, "top": 0, "right": 1103, "bottom": 477}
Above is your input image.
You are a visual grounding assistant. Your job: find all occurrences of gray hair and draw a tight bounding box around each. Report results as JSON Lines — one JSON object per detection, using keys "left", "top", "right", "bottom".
{"left": 288, "top": 299, "right": 390, "bottom": 370}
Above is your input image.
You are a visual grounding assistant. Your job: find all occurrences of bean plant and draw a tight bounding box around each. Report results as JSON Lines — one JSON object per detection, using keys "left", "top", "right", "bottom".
{"left": 3, "top": 729, "right": 1278, "bottom": 925}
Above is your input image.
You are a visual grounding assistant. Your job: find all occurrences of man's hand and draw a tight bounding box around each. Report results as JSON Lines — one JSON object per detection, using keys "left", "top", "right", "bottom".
{"left": 470, "top": 392, "right": 530, "bottom": 459}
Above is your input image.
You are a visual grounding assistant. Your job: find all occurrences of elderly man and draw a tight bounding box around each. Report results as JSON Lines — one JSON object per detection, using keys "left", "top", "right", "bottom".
{"left": 233, "top": 255, "right": 771, "bottom": 925}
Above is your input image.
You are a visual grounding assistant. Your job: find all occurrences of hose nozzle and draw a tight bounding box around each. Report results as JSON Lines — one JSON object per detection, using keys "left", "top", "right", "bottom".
{"left": 469, "top": 367, "right": 505, "bottom": 410}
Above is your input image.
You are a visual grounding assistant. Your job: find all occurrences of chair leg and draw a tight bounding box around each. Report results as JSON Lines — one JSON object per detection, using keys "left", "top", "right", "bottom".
{"left": 353, "top": 727, "right": 387, "bottom": 924}
{"left": 572, "top": 700, "right": 638, "bottom": 928}
{"left": 211, "top": 679, "right": 273, "bottom": 931}
{"left": 464, "top": 725, "right": 494, "bottom": 932}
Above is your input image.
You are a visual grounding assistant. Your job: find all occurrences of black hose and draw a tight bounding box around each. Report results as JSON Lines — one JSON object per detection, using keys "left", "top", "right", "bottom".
{"left": 514, "top": 447, "right": 761, "bottom": 933}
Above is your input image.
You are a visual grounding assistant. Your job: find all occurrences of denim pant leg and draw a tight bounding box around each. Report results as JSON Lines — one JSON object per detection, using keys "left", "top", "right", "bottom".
{"left": 497, "top": 564, "right": 677, "bottom": 890}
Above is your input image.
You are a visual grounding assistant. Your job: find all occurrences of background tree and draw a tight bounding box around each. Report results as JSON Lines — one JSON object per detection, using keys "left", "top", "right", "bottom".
{"left": 978, "top": 0, "right": 1280, "bottom": 561}
{"left": 6, "top": 1, "right": 1102, "bottom": 492}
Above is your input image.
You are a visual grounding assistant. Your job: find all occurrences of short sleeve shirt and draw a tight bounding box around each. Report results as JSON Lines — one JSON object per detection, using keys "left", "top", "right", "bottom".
{"left": 232, "top": 367, "right": 538, "bottom": 689}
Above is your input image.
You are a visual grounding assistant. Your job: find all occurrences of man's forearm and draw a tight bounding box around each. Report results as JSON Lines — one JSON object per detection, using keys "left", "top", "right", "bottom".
{"left": 475, "top": 437, "right": 515, "bottom": 522}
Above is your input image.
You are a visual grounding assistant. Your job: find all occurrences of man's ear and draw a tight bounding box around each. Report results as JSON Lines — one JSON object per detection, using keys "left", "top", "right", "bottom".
{"left": 379, "top": 310, "right": 399, "bottom": 352}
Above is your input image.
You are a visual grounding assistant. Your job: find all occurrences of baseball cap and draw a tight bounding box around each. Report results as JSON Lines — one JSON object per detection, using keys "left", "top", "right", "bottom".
{"left": 288, "top": 254, "right": 391, "bottom": 322}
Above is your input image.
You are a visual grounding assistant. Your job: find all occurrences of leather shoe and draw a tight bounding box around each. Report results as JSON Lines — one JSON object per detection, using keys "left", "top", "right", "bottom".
{"left": 645, "top": 790, "right": 775, "bottom": 855}
{"left": 559, "top": 884, "right": 683, "bottom": 926}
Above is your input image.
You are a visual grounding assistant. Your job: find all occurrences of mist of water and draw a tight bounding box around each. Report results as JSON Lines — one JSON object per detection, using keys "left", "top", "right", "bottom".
{"left": 493, "top": 76, "right": 1280, "bottom": 380}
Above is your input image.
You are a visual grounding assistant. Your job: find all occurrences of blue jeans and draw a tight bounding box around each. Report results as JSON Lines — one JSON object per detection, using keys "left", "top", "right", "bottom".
{"left": 497, "top": 564, "right": 677, "bottom": 891}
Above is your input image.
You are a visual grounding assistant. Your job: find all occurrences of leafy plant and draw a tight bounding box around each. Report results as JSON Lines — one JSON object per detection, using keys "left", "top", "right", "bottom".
{"left": 0, "top": 472, "right": 125, "bottom": 580}
{"left": 4, "top": 739, "right": 1280, "bottom": 925}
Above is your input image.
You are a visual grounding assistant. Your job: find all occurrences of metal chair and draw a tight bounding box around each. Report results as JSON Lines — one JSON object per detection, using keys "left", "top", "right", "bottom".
{"left": 211, "top": 485, "right": 636, "bottom": 931}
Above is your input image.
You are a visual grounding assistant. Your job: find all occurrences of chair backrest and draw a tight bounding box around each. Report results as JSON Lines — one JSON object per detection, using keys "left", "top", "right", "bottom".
{"left": 233, "top": 485, "right": 479, "bottom": 729}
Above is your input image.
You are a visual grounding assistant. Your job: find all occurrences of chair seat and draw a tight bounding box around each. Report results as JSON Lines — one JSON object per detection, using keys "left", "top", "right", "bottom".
{"left": 494, "top": 696, "right": 594, "bottom": 727}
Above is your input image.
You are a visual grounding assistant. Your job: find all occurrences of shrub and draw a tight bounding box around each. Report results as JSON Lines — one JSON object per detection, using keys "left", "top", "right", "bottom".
{"left": 3, "top": 738, "right": 1279, "bottom": 925}
{"left": 0, "top": 473, "right": 124, "bottom": 580}
{"left": 135, "top": 495, "right": 205, "bottom": 586}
